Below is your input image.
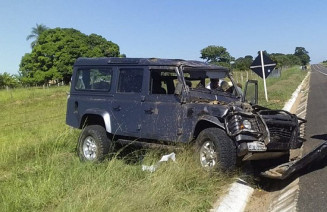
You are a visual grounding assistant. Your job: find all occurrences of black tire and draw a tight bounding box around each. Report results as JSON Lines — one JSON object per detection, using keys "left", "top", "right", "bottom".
{"left": 77, "top": 125, "right": 112, "bottom": 162}
{"left": 196, "top": 128, "right": 237, "bottom": 171}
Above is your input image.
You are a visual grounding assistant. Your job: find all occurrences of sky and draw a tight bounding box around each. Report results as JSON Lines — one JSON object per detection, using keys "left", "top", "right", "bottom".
{"left": 0, "top": 0, "right": 326, "bottom": 75}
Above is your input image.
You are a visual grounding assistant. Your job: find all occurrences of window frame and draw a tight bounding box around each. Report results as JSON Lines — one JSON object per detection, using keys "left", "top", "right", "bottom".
{"left": 117, "top": 67, "right": 144, "bottom": 94}
{"left": 74, "top": 67, "right": 113, "bottom": 92}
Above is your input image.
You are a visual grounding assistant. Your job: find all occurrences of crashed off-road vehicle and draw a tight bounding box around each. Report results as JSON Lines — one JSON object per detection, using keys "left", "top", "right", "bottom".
{"left": 66, "top": 58, "right": 327, "bottom": 179}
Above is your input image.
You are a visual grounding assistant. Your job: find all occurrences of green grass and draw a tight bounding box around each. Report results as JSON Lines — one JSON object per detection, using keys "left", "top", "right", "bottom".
{"left": 0, "top": 67, "right": 307, "bottom": 211}
{"left": 0, "top": 86, "right": 235, "bottom": 212}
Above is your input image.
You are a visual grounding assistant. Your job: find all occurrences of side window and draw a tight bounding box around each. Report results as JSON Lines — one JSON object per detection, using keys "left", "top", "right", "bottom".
{"left": 118, "top": 68, "right": 143, "bottom": 93}
{"left": 150, "top": 69, "right": 177, "bottom": 95}
{"left": 75, "top": 68, "right": 112, "bottom": 91}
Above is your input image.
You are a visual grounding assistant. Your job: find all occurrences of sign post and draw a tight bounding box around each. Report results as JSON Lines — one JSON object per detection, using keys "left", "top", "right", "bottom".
{"left": 260, "top": 51, "right": 268, "bottom": 101}
{"left": 250, "top": 51, "right": 276, "bottom": 102}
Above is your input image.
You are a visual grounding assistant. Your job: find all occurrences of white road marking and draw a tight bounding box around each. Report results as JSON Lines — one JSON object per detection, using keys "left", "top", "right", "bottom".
{"left": 312, "top": 65, "right": 327, "bottom": 76}
{"left": 213, "top": 179, "right": 254, "bottom": 212}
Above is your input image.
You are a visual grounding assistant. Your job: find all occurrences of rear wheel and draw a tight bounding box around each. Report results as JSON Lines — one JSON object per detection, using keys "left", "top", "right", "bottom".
{"left": 196, "top": 128, "right": 237, "bottom": 171}
{"left": 78, "top": 125, "right": 112, "bottom": 162}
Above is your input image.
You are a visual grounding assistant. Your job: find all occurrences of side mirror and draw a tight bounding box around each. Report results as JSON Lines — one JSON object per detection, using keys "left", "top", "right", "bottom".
{"left": 242, "top": 80, "right": 258, "bottom": 105}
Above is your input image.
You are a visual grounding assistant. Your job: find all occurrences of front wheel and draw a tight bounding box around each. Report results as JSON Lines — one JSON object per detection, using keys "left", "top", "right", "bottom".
{"left": 77, "top": 125, "right": 112, "bottom": 162}
{"left": 196, "top": 128, "right": 236, "bottom": 171}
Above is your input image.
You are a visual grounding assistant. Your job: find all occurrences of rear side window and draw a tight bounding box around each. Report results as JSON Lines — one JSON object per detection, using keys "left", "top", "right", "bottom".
{"left": 75, "top": 68, "right": 113, "bottom": 91}
{"left": 118, "top": 68, "right": 143, "bottom": 93}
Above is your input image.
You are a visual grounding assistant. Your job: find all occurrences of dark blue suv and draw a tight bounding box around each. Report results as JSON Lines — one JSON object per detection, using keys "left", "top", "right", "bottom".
{"left": 66, "top": 57, "right": 305, "bottom": 172}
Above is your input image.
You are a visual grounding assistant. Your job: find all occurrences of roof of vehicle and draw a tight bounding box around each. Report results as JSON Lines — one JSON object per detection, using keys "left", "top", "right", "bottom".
{"left": 74, "top": 57, "right": 229, "bottom": 71}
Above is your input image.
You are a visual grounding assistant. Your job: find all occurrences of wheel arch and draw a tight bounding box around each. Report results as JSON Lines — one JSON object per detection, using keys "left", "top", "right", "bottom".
{"left": 80, "top": 109, "right": 112, "bottom": 133}
{"left": 193, "top": 115, "right": 225, "bottom": 140}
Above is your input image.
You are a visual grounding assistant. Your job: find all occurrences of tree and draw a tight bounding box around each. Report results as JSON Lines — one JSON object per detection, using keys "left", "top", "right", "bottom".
{"left": 200, "top": 45, "right": 232, "bottom": 67}
{"left": 294, "top": 47, "right": 310, "bottom": 66}
{"left": 235, "top": 55, "right": 253, "bottom": 71}
{"left": 20, "top": 27, "right": 120, "bottom": 85}
{"left": 270, "top": 53, "right": 302, "bottom": 69}
{"left": 26, "top": 24, "right": 49, "bottom": 48}
{"left": 0, "top": 72, "right": 19, "bottom": 88}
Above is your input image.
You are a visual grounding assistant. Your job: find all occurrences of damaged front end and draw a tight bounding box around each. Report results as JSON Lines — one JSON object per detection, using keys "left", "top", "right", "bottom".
{"left": 224, "top": 104, "right": 327, "bottom": 180}
{"left": 221, "top": 79, "right": 327, "bottom": 179}
{"left": 225, "top": 105, "right": 306, "bottom": 160}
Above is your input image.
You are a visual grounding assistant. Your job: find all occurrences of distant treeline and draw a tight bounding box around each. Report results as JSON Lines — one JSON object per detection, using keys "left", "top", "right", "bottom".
{"left": 200, "top": 46, "right": 311, "bottom": 71}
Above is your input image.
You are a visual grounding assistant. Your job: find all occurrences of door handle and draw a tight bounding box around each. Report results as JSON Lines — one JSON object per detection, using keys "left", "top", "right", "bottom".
{"left": 113, "top": 106, "right": 121, "bottom": 111}
{"left": 144, "top": 108, "right": 154, "bottom": 114}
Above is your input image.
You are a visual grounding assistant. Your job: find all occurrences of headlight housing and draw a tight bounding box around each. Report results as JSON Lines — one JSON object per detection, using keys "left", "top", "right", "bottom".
{"left": 242, "top": 120, "right": 252, "bottom": 130}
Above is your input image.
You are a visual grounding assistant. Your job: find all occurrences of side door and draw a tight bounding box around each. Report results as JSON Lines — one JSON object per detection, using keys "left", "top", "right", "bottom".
{"left": 110, "top": 67, "right": 145, "bottom": 138}
{"left": 140, "top": 68, "right": 182, "bottom": 142}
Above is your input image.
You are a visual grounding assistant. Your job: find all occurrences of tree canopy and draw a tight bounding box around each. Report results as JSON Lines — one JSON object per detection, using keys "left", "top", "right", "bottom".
{"left": 270, "top": 53, "right": 301, "bottom": 69}
{"left": 0, "top": 72, "right": 19, "bottom": 88}
{"left": 200, "top": 45, "right": 232, "bottom": 67}
{"left": 20, "top": 27, "right": 120, "bottom": 85}
{"left": 235, "top": 55, "right": 253, "bottom": 71}
{"left": 294, "top": 47, "right": 310, "bottom": 66}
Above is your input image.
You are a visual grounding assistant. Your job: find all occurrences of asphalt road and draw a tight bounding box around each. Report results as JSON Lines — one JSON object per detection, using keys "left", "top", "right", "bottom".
{"left": 297, "top": 64, "right": 327, "bottom": 212}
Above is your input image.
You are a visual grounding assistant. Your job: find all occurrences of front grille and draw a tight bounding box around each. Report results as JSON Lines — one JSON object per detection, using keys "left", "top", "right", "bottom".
{"left": 259, "top": 110, "right": 300, "bottom": 150}
{"left": 268, "top": 126, "right": 293, "bottom": 143}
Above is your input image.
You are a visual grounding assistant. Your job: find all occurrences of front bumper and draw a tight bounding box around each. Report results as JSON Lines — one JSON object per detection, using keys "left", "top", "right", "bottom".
{"left": 225, "top": 110, "right": 306, "bottom": 156}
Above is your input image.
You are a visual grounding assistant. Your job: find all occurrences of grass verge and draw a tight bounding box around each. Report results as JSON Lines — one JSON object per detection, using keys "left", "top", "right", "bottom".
{"left": 0, "top": 87, "right": 235, "bottom": 211}
{"left": 233, "top": 66, "right": 307, "bottom": 109}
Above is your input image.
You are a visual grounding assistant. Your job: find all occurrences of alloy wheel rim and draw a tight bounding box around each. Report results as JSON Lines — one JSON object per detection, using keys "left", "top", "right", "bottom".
{"left": 199, "top": 140, "right": 217, "bottom": 168}
{"left": 82, "top": 136, "right": 97, "bottom": 160}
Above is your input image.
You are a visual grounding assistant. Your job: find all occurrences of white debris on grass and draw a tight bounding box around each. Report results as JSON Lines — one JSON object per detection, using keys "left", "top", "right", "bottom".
{"left": 142, "top": 152, "right": 176, "bottom": 173}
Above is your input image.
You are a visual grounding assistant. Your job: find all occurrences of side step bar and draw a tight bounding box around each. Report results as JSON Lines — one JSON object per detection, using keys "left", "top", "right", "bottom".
{"left": 261, "top": 141, "right": 327, "bottom": 180}
{"left": 115, "top": 139, "right": 181, "bottom": 151}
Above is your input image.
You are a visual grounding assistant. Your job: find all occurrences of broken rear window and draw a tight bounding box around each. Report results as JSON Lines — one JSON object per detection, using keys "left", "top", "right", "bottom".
{"left": 75, "top": 68, "right": 112, "bottom": 91}
{"left": 118, "top": 68, "right": 143, "bottom": 93}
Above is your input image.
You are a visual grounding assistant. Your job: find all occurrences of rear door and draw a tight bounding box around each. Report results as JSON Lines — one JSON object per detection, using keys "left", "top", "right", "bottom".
{"left": 110, "top": 67, "right": 145, "bottom": 137}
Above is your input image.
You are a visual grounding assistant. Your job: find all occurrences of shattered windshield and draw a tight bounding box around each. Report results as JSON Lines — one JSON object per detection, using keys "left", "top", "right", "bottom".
{"left": 183, "top": 69, "right": 242, "bottom": 97}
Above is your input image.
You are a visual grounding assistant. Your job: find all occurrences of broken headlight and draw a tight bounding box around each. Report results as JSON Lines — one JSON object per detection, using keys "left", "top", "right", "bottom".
{"left": 225, "top": 113, "right": 262, "bottom": 137}
{"left": 242, "top": 120, "right": 252, "bottom": 130}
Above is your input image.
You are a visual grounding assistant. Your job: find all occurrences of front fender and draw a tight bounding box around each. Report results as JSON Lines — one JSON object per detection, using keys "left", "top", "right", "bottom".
{"left": 198, "top": 115, "right": 225, "bottom": 129}
{"left": 193, "top": 115, "right": 226, "bottom": 139}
